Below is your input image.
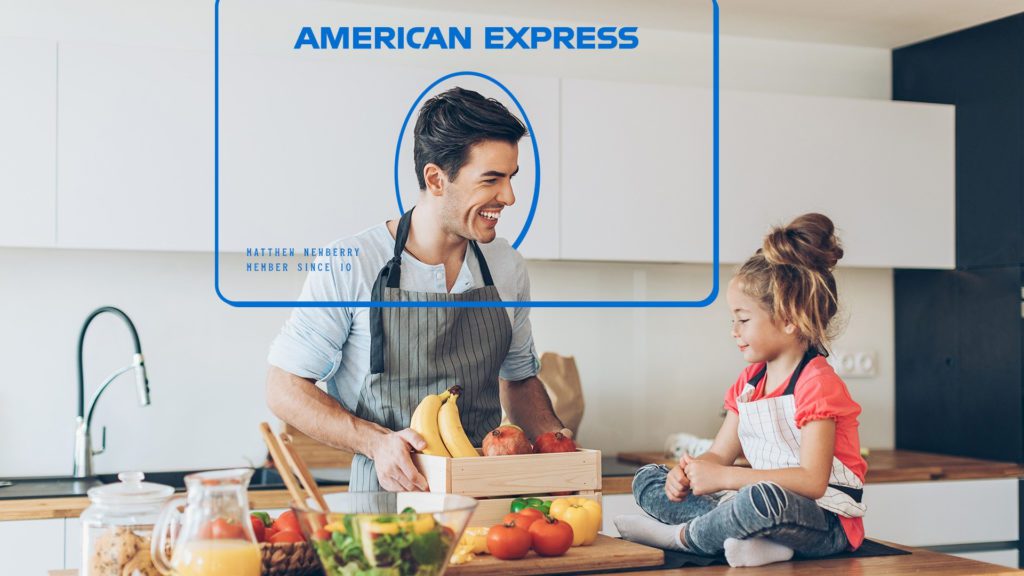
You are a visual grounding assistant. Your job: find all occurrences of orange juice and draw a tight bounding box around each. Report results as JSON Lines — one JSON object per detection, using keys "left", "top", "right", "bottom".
{"left": 171, "top": 539, "right": 261, "bottom": 576}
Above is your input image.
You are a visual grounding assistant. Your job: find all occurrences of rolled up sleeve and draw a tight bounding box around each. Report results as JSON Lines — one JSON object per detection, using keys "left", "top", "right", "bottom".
{"left": 267, "top": 258, "right": 351, "bottom": 382}
{"left": 499, "top": 253, "right": 541, "bottom": 381}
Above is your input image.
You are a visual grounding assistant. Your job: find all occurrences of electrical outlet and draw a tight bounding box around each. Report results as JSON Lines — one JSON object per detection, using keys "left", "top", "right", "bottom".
{"left": 828, "top": 350, "right": 877, "bottom": 378}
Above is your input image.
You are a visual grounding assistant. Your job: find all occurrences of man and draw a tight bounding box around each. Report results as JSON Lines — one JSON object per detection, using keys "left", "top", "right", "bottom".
{"left": 266, "top": 87, "right": 568, "bottom": 492}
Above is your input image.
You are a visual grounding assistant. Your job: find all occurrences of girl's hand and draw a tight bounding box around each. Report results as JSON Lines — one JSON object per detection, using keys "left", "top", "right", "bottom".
{"left": 683, "top": 455, "right": 731, "bottom": 496}
{"left": 665, "top": 461, "right": 691, "bottom": 502}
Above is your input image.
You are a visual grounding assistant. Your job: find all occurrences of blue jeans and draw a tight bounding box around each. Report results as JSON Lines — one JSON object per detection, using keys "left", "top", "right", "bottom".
{"left": 632, "top": 464, "right": 850, "bottom": 557}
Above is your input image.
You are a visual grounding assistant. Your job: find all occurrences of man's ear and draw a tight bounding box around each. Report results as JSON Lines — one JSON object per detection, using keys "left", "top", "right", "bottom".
{"left": 423, "top": 164, "right": 447, "bottom": 197}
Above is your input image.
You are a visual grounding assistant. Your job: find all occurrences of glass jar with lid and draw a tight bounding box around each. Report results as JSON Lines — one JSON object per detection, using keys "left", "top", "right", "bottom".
{"left": 81, "top": 471, "right": 174, "bottom": 576}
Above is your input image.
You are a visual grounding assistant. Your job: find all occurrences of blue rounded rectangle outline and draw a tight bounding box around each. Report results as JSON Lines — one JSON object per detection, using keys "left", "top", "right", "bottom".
{"left": 214, "top": 0, "right": 720, "bottom": 308}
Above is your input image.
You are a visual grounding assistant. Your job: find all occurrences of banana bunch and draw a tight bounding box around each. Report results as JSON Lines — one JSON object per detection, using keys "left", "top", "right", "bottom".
{"left": 409, "top": 385, "right": 480, "bottom": 458}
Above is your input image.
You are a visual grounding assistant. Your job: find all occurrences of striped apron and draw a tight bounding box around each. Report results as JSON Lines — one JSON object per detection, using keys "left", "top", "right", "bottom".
{"left": 351, "top": 207, "right": 513, "bottom": 491}
{"left": 734, "top": 349, "right": 867, "bottom": 518}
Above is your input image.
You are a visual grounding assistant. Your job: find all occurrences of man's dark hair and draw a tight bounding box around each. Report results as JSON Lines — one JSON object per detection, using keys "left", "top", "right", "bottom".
{"left": 413, "top": 87, "right": 527, "bottom": 190}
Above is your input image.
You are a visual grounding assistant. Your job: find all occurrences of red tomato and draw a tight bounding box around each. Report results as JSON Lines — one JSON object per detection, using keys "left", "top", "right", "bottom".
{"left": 269, "top": 530, "right": 305, "bottom": 544}
{"left": 250, "top": 516, "right": 266, "bottom": 543}
{"left": 486, "top": 523, "right": 532, "bottom": 560}
{"left": 517, "top": 507, "right": 545, "bottom": 522}
{"left": 202, "top": 517, "right": 246, "bottom": 540}
{"left": 503, "top": 511, "right": 541, "bottom": 532}
{"left": 273, "top": 510, "right": 302, "bottom": 535}
{"left": 528, "top": 517, "right": 573, "bottom": 557}
{"left": 313, "top": 528, "right": 330, "bottom": 542}
{"left": 264, "top": 525, "right": 278, "bottom": 541}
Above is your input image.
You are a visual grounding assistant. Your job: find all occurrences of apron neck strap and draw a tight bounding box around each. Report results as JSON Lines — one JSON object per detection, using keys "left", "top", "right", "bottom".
{"left": 782, "top": 347, "right": 819, "bottom": 396}
{"left": 370, "top": 209, "right": 414, "bottom": 373}
{"left": 747, "top": 347, "right": 820, "bottom": 397}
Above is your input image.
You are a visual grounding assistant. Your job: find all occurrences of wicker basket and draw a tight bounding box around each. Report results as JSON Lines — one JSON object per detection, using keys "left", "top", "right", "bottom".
{"left": 259, "top": 541, "right": 323, "bottom": 576}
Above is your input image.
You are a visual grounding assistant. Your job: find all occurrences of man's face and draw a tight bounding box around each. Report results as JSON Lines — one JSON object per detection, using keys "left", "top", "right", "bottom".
{"left": 439, "top": 140, "right": 519, "bottom": 244}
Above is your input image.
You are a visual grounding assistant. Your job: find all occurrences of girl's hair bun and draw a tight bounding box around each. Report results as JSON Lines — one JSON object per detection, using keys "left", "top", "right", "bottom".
{"left": 762, "top": 213, "right": 843, "bottom": 272}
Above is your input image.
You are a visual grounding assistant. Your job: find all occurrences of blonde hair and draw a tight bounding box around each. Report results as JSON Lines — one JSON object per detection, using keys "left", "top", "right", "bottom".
{"left": 736, "top": 213, "right": 844, "bottom": 355}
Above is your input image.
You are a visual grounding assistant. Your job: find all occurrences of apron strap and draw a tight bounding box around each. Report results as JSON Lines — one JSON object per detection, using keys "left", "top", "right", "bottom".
{"left": 370, "top": 209, "right": 415, "bottom": 374}
{"left": 746, "top": 347, "right": 820, "bottom": 396}
{"left": 828, "top": 483, "right": 863, "bottom": 503}
{"left": 782, "top": 348, "right": 819, "bottom": 396}
{"left": 469, "top": 241, "right": 495, "bottom": 287}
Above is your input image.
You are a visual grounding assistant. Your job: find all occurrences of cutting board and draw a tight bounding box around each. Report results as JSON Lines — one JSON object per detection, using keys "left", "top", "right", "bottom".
{"left": 446, "top": 535, "right": 664, "bottom": 576}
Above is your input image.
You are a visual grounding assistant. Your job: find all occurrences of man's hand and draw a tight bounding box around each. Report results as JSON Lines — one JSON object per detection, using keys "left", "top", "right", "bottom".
{"left": 682, "top": 454, "right": 732, "bottom": 496}
{"left": 370, "top": 429, "right": 429, "bottom": 492}
{"left": 665, "top": 460, "right": 691, "bottom": 502}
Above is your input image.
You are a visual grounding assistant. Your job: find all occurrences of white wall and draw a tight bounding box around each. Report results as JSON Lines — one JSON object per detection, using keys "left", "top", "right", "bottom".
{"left": 0, "top": 1, "right": 894, "bottom": 476}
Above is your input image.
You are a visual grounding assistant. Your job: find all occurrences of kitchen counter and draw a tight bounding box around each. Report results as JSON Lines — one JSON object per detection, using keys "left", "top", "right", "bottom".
{"left": 613, "top": 449, "right": 1024, "bottom": 484}
{"left": 45, "top": 540, "right": 1024, "bottom": 575}
{"left": 5, "top": 449, "right": 1023, "bottom": 521}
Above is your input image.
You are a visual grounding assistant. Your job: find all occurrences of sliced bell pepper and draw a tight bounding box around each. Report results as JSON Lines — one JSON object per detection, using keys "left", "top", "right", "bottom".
{"left": 549, "top": 497, "right": 601, "bottom": 546}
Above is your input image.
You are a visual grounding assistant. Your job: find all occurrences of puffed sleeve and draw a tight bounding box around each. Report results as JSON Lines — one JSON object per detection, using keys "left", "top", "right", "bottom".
{"left": 794, "top": 373, "right": 861, "bottom": 429}
{"left": 723, "top": 364, "right": 761, "bottom": 414}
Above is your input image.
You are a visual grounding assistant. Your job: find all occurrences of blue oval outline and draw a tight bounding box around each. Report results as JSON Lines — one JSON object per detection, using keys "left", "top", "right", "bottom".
{"left": 393, "top": 71, "right": 540, "bottom": 250}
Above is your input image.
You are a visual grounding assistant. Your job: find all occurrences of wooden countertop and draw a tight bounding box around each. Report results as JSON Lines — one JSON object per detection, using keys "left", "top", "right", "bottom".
{"left": 46, "top": 541, "right": 1024, "bottom": 576}
{"left": 0, "top": 485, "right": 349, "bottom": 522}
{"left": 616, "top": 449, "right": 1024, "bottom": 484}
{"left": 8, "top": 449, "right": 1024, "bottom": 521}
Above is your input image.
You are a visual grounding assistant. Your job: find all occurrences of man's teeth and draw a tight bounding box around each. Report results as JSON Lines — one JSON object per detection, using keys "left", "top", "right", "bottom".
{"left": 478, "top": 210, "right": 500, "bottom": 221}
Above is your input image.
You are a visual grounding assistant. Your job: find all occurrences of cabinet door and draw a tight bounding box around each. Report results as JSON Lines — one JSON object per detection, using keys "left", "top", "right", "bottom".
{"left": 58, "top": 42, "right": 211, "bottom": 251}
{"left": 561, "top": 79, "right": 713, "bottom": 264}
{"left": 862, "top": 479, "right": 1018, "bottom": 546}
{"left": 600, "top": 493, "right": 643, "bottom": 537}
{"left": 219, "top": 56, "right": 559, "bottom": 263}
{"left": 0, "top": 37, "right": 56, "bottom": 247}
{"left": 0, "top": 518, "right": 66, "bottom": 572}
{"left": 721, "top": 91, "right": 955, "bottom": 269}
{"left": 561, "top": 79, "right": 955, "bottom": 268}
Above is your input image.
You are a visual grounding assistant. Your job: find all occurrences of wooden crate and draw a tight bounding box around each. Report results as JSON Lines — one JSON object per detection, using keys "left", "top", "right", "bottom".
{"left": 412, "top": 449, "right": 602, "bottom": 527}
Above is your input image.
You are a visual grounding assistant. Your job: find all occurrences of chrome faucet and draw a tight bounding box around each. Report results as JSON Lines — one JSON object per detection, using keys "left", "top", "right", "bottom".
{"left": 73, "top": 306, "right": 151, "bottom": 478}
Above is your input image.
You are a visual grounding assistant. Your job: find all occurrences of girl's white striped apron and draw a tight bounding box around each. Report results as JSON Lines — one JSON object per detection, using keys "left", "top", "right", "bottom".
{"left": 734, "top": 350, "right": 867, "bottom": 518}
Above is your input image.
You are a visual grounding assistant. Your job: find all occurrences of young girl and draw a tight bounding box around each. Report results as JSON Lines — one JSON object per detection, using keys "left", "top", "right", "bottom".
{"left": 615, "top": 213, "right": 867, "bottom": 568}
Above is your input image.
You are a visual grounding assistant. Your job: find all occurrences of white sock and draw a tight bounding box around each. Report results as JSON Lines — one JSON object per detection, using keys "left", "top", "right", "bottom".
{"left": 614, "top": 514, "right": 691, "bottom": 552}
{"left": 724, "top": 537, "right": 794, "bottom": 567}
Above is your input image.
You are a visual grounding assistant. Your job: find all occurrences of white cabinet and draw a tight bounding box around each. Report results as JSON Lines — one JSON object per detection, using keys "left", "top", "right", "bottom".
{"left": 58, "top": 42, "right": 212, "bottom": 251}
{"left": 720, "top": 91, "right": 955, "bottom": 269}
{"left": 218, "top": 56, "right": 560, "bottom": 261}
{"left": 65, "top": 516, "right": 83, "bottom": 570}
{"left": 862, "top": 478, "right": 1017, "bottom": 547}
{"left": 561, "top": 79, "right": 955, "bottom": 268}
{"left": 600, "top": 493, "right": 643, "bottom": 537}
{"left": 561, "top": 80, "right": 714, "bottom": 264}
{"left": 0, "top": 518, "right": 65, "bottom": 572}
{"left": 0, "top": 37, "right": 57, "bottom": 247}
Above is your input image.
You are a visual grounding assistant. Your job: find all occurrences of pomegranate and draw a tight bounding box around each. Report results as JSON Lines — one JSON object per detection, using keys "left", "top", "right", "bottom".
{"left": 533, "top": 431, "right": 577, "bottom": 454}
{"left": 482, "top": 424, "right": 533, "bottom": 456}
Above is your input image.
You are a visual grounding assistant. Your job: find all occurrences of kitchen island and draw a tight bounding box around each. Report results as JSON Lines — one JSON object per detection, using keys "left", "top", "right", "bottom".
{"left": 5, "top": 449, "right": 1024, "bottom": 572}
{"left": 46, "top": 540, "right": 1024, "bottom": 575}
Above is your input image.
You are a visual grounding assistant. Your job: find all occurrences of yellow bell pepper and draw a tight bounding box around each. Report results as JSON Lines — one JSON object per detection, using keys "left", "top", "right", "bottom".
{"left": 549, "top": 497, "right": 602, "bottom": 546}
{"left": 399, "top": 514, "right": 436, "bottom": 535}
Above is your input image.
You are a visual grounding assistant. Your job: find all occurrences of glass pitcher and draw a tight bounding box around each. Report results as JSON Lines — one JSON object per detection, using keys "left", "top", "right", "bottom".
{"left": 151, "top": 468, "right": 261, "bottom": 576}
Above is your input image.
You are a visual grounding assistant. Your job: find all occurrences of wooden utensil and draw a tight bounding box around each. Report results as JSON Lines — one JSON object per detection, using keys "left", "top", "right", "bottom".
{"left": 280, "top": 432, "right": 330, "bottom": 513}
{"left": 258, "top": 422, "right": 331, "bottom": 513}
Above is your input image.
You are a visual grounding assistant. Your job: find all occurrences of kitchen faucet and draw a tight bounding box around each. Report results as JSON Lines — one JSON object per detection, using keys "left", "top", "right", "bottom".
{"left": 73, "top": 306, "right": 151, "bottom": 478}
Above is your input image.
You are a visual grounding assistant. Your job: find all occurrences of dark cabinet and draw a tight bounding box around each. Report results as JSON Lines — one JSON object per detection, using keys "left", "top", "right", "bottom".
{"left": 893, "top": 13, "right": 1024, "bottom": 464}
{"left": 893, "top": 13, "right": 1024, "bottom": 268}
{"left": 895, "top": 266, "right": 1023, "bottom": 462}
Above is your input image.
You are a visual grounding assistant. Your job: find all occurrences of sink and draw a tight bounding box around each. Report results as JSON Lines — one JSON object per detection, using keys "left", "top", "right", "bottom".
{"left": 0, "top": 467, "right": 349, "bottom": 500}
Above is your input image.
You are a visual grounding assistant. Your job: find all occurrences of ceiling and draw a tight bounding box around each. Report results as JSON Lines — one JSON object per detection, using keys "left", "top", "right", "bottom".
{"left": 342, "top": 0, "right": 1024, "bottom": 48}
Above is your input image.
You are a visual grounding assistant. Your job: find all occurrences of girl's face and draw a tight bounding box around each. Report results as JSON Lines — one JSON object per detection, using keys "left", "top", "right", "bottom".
{"left": 727, "top": 278, "right": 800, "bottom": 364}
